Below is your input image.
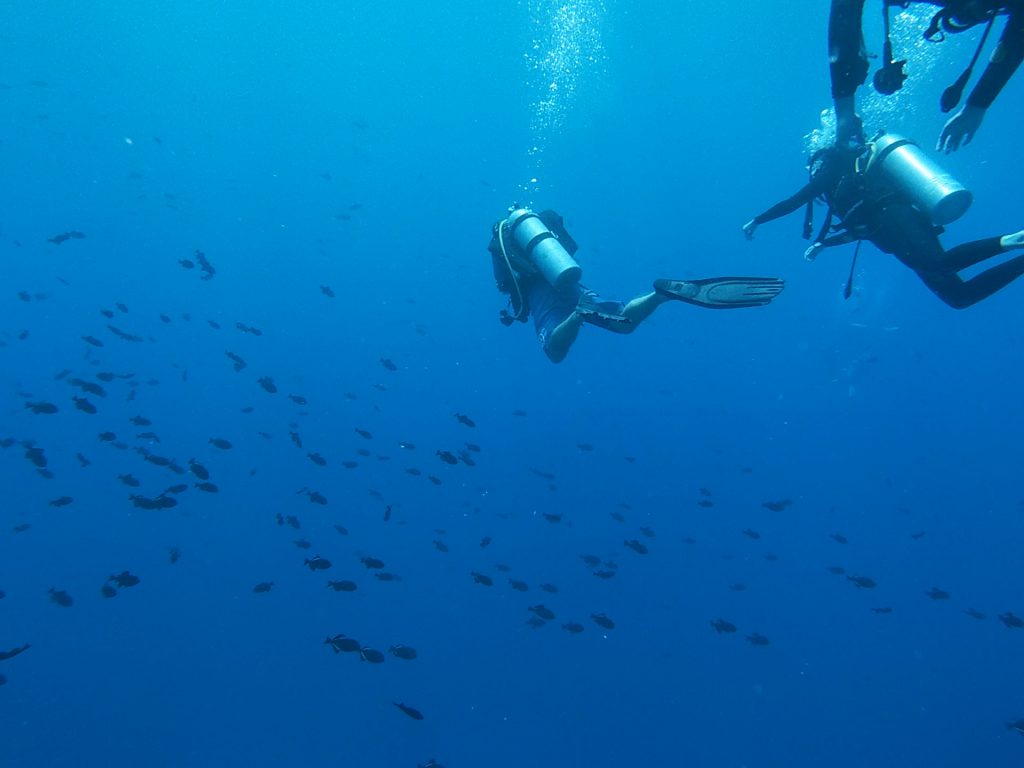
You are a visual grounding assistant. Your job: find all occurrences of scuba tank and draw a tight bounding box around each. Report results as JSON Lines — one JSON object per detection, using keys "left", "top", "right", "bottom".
{"left": 504, "top": 207, "right": 582, "bottom": 289}
{"left": 865, "top": 133, "right": 973, "bottom": 226}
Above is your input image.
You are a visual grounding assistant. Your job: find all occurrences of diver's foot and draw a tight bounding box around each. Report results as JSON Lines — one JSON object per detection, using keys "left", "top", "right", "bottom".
{"left": 1000, "top": 230, "right": 1024, "bottom": 250}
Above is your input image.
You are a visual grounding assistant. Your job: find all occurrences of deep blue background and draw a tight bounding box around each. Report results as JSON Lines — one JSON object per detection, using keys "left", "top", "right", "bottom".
{"left": 2, "top": 2, "right": 1023, "bottom": 766}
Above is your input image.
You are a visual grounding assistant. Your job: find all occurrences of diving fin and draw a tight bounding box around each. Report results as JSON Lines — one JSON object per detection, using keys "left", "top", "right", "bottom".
{"left": 654, "top": 277, "right": 784, "bottom": 309}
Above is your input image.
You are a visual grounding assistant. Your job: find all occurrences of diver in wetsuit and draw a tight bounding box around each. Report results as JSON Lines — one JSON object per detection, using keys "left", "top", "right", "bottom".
{"left": 489, "top": 208, "right": 786, "bottom": 363}
{"left": 830, "top": 0, "right": 1024, "bottom": 150}
{"left": 742, "top": 136, "right": 1024, "bottom": 308}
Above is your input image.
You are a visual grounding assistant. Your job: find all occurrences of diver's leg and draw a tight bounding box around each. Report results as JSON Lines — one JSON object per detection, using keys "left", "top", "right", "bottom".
{"left": 938, "top": 236, "right": 1008, "bottom": 272}
{"left": 543, "top": 312, "right": 583, "bottom": 363}
{"left": 918, "top": 255, "right": 1024, "bottom": 309}
{"left": 617, "top": 292, "right": 669, "bottom": 332}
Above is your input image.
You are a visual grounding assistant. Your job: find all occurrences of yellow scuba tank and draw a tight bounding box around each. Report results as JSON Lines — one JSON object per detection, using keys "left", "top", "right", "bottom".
{"left": 864, "top": 133, "right": 973, "bottom": 226}
{"left": 505, "top": 208, "right": 582, "bottom": 289}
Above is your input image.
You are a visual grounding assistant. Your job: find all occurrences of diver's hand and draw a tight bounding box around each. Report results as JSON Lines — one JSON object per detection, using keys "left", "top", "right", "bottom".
{"left": 742, "top": 219, "right": 758, "bottom": 241}
{"left": 938, "top": 105, "right": 985, "bottom": 153}
{"left": 804, "top": 241, "right": 824, "bottom": 261}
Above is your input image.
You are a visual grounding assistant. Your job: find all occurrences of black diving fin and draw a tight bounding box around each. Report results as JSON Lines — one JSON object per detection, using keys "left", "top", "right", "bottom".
{"left": 653, "top": 277, "right": 785, "bottom": 309}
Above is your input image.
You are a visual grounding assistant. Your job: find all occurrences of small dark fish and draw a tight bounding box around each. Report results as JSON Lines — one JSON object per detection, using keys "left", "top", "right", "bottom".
{"left": 999, "top": 611, "right": 1024, "bottom": 629}
{"left": 288, "top": 394, "right": 307, "bottom": 405}
{"left": 380, "top": 357, "right": 397, "bottom": 371}
{"left": 359, "top": 648, "right": 385, "bottom": 664}
{"left": 428, "top": 475, "right": 442, "bottom": 485}
{"left": 355, "top": 428, "right": 373, "bottom": 440}
{"left": 307, "top": 452, "right": 327, "bottom": 466}
{"left": 910, "top": 530, "right": 927, "bottom": 540}
{"left": 169, "top": 546, "right": 181, "bottom": 564}
{"left": 542, "top": 513, "right": 561, "bottom": 523}
{"left": 48, "top": 588, "right": 73, "bottom": 607}
{"left": 194, "top": 482, "right": 219, "bottom": 493}
{"left": 509, "top": 579, "right": 528, "bottom": 592}
{"left": 320, "top": 285, "right": 335, "bottom": 298}
{"left": 872, "top": 607, "right": 893, "bottom": 614}
{"left": 577, "top": 443, "right": 594, "bottom": 452}
{"left": 741, "top": 528, "right": 760, "bottom": 540}
{"left": 762, "top": 499, "right": 792, "bottom": 512}
{"left": 48, "top": 230, "right": 86, "bottom": 245}
{"left": 389, "top": 644, "right": 418, "bottom": 660}
{"left": 830, "top": 533, "right": 849, "bottom": 544}
{"left": 383, "top": 505, "right": 392, "bottom": 522}
{"left": 361, "top": 556, "right": 385, "bottom": 569}
{"left": 455, "top": 413, "right": 475, "bottom": 428}
{"left": 327, "top": 580, "right": 358, "bottom": 592}
{"left": 847, "top": 575, "right": 877, "bottom": 589}
{"left": 208, "top": 437, "right": 232, "bottom": 450}
{"left": 925, "top": 587, "right": 950, "bottom": 601}
{"left": 471, "top": 571, "right": 493, "bottom": 586}
{"left": 324, "top": 634, "right": 361, "bottom": 654}
{"left": 164, "top": 484, "right": 188, "bottom": 495}
{"left": 258, "top": 376, "right": 277, "bottom": 394}
{"left": 188, "top": 459, "right": 210, "bottom": 480}
{"left": 746, "top": 632, "right": 771, "bottom": 646}
{"left": 591, "top": 613, "right": 615, "bottom": 630}
{"left": 136, "top": 432, "right": 160, "bottom": 442}
{"left": 710, "top": 618, "right": 737, "bottom": 634}
{"left": 394, "top": 702, "right": 424, "bottom": 720}
{"left": 286, "top": 515, "right": 300, "bottom": 529}
{"left": 252, "top": 582, "right": 274, "bottom": 593}
{"left": 290, "top": 431, "right": 303, "bottom": 448}
{"left": 593, "top": 570, "right": 616, "bottom": 580}
{"left": 624, "top": 539, "right": 649, "bottom": 555}
{"left": 374, "top": 572, "right": 400, "bottom": 582}
{"left": 0, "top": 644, "right": 30, "bottom": 661}
{"left": 306, "top": 490, "right": 328, "bottom": 505}
{"left": 98, "top": 432, "right": 117, "bottom": 442}
{"left": 640, "top": 526, "right": 655, "bottom": 538}
{"left": 436, "top": 450, "right": 458, "bottom": 465}
{"left": 304, "top": 555, "right": 332, "bottom": 571}
{"left": 48, "top": 496, "right": 73, "bottom": 507}
{"left": 480, "top": 536, "right": 492, "bottom": 548}
{"left": 101, "top": 584, "right": 118, "bottom": 598}
{"left": 495, "top": 563, "right": 511, "bottom": 573}
{"left": 293, "top": 538, "right": 312, "bottom": 550}
{"left": 539, "top": 583, "right": 558, "bottom": 593}
{"left": 13, "top": 523, "right": 30, "bottom": 533}
{"left": 129, "top": 415, "right": 152, "bottom": 426}
{"left": 25, "top": 401, "right": 59, "bottom": 415}
{"left": 728, "top": 583, "right": 747, "bottom": 592}
{"left": 333, "top": 524, "right": 349, "bottom": 536}
{"left": 81, "top": 335, "right": 104, "bottom": 348}
{"left": 697, "top": 499, "right": 714, "bottom": 508}
{"left": 529, "top": 605, "right": 555, "bottom": 621}
{"left": 432, "top": 539, "right": 449, "bottom": 553}
{"left": 75, "top": 452, "right": 90, "bottom": 467}
{"left": 964, "top": 608, "right": 986, "bottom": 620}
{"left": 826, "top": 566, "right": 846, "bottom": 575}
{"left": 109, "top": 571, "right": 140, "bottom": 588}
{"left": 178, "top": 258, "right": 195, "bottom": 269}
{"left": 562, "top": 621, "right": 584, "bottom": 634}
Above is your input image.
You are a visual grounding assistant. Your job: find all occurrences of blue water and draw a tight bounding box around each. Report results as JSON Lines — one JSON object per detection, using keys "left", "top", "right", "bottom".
{"left": 2, "top": 2, "right": 1023, "bottom": 766}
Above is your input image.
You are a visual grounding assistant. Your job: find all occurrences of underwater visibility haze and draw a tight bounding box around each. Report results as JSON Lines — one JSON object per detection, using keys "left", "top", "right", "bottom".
{"left": 2, "top": 1, "right": 1024, "bottom": 766}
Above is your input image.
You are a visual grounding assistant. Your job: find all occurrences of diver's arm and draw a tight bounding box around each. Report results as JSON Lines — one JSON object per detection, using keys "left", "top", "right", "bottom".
{"left": 747, "top": 181, "right": 820, "bottom": 233}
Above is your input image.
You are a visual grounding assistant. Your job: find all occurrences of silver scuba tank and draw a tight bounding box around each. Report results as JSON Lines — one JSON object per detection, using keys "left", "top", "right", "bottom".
{"left": 866, "top": 133, "right": 973, "bottom": 226}
{"left": 505, "top": 208, "right": 582, "bottom": 289}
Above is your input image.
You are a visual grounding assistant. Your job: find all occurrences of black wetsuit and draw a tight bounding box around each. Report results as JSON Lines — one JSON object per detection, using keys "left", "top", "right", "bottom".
{"left": 752, "top": 148, "right": 1024, "bottom": 308}
{"left": 830, "top": 0, "right": 1024, "bottom": 109}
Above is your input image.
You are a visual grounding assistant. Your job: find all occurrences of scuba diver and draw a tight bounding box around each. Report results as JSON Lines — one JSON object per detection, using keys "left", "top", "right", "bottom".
{"left": 489, "top": 207, "right": 785, "bottom": 363}
{"left": 742, "top": 131, "right": 1024, "bottom": 308}
{"left": 830, "top": 0, "right": 1024, "bottom": 150}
